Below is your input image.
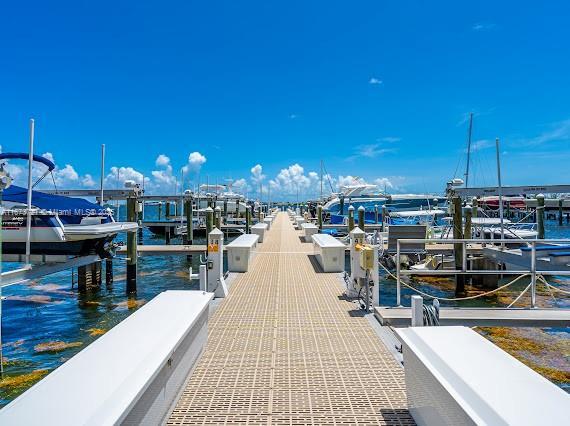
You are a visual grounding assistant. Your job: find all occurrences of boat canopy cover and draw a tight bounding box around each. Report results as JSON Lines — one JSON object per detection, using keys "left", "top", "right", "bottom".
{"left": 0, "top": 152, "right": 56, "bottom": 171}
{"left": 2, "top": 185, "right": 107, "bottom": 215}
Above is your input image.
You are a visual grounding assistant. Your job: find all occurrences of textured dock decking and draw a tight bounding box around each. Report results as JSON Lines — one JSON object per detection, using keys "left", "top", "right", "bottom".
{"left": 168, "top": 213, "right": 413, "bottom": 425}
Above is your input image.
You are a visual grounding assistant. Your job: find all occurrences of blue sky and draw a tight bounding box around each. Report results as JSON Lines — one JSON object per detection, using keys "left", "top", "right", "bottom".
{"left": 1, "top": 1, "right": 569, "bottom": 199}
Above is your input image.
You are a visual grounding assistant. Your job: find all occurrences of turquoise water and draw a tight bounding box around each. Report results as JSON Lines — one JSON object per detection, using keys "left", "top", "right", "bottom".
{"left": 0, "top": 211, "right": 569, "bottom": 405}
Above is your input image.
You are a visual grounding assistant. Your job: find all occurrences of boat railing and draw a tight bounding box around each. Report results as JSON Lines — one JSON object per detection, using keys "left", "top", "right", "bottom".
{"left": 394, "top": 238, "right": 570, "bottom": 307}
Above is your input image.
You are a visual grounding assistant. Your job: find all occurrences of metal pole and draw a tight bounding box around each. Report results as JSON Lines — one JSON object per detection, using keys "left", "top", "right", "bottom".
{"left": 531, "top": 241, "right": 536, "bottom": 308}
{"left": 496, "top": 138, "right": 505, "bottom": 248}
{"left": 465, "top": 112, "right": 474, "bottom": 187}
{"left": 320, "top": 159, "right": 323, "bottom": 203}
{"left": 396, "top": 240, "right": 401, "bottom": 306}
{"left": 25, "top": 119, "right": 35, "bottom": 265}
{"left": 100, "top": 144, "right": 105, "bottom": 206}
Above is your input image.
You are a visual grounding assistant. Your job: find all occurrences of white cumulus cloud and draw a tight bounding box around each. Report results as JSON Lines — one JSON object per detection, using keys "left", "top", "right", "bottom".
{"left": 155, "top": 154, "right": 170, "bottom": 167}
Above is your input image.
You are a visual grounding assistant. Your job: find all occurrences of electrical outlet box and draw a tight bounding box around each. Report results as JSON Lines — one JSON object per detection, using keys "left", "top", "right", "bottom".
{"left": 359, "top": 246, "right": 374, "bottom": 270}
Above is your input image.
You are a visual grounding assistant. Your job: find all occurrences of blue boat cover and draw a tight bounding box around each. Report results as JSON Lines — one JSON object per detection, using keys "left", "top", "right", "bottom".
{"left": 2, "top": 185, "right": 106, "bottom": 215}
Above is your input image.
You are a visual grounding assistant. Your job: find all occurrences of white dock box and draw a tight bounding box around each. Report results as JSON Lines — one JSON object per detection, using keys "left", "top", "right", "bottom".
{"left": 263, "top": 217, "right": 272, "bottom": 230}
{"left": 396, "top": 326, "right": 570, "bottom": 426}
{"left": 0, "top": 290, "right": 213, "bottom": 426}
{"left": 295, "top": 216, "right": 305, "bottom": 229}
{"left": 251, "top": 222, "right": 268, "bottom": 242}
{"left": 226, "top": 234, "right": 259, "bottom": 272}
{"left": 312, "top": 234, "right": 346, "bottom": 272}
{"left": 301, "top": 223, "right": 319, "bottom": 242}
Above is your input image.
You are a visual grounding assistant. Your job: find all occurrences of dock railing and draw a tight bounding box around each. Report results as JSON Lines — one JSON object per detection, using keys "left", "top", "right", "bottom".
{"left": 395, "top": 238, "right": 570, "bottom": 307}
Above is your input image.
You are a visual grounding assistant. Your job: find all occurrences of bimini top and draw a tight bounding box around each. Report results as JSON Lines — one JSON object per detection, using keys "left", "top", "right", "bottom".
{"left": 3, "top": 185, "right": 107, "bottom": 216}
{"left": 0, "top": 152, "right": 55, "bottom": 171}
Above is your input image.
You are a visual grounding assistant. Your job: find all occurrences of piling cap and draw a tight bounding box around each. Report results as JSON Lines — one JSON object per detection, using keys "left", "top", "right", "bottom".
{"left": 358, "top": 206, "right": 365, "bottom": 211}
{"left": 348, "top": 205, "right": 355, "bottom": 211}
{"left": 209, "top": 227, "right": 223, "bottom": 236}
{"left": 349, "top": 226, "right": 365, "bottom": 237}
{"left": 205, "top": 206, "right": 214, "bottom": 212}
{"left": 536, "top": 193, "right": 545, "bottom": 199}
{"left": 215, "top": 206, "right": 221, "bottom": 211}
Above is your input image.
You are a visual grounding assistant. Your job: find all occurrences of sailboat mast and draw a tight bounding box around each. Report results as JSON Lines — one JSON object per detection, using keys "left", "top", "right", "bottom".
{"left": 320, "top": 159, "right": 323, "bottom": 203}
{"left": 464, "top": 112, "right": 474, "bottom": 188}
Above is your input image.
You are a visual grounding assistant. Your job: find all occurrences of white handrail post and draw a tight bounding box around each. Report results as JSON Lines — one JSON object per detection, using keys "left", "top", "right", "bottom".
{"left": 100, "top": 144, "right": 105, "bottom": 206}
{"left": 530, "top": 241, "right": 536, "bottom": 308}
{"left": 25, "top": 118, "right": 35, "bottom": 266}
{"left": 396, "top": 239, "right": 401, "bottom": 306}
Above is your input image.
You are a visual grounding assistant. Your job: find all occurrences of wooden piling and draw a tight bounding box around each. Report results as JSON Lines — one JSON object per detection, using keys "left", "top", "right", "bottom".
{"left": 223, "top": 200, "right": 228, "bottom": 223}
{"left": 206, "top": 207, "right": 214, "bottom": 239}
{"left": 559, "top": 199, "right": 564, "bottom": 226}
{"left": 374, "top": 205, "right": 379, "bottom": 224}
{"left": 472, "top": 197, "right": 478, "bottom": 218}
{"left": 126, "top": 196, "right": 138, "bottom": 294}
{"left": 186, "top": 197, "right": 193, "bottom": 244}
{"left": 245, "top": 206, "right": 251, "bottom": 233}
{"left": 381, "top": 205, "right": 387, "bottom": 232}
{"left": 464, "top": 206, "right": 472, "bottom": 239}
{"left": 214, "top": 206, "right": 222, "bottom": 230}
{"left": 348, "top": 205, "right": 355, "bottom": 232}
{"left": 537, "top": 194, "right": 545, "bottom": 239}
{"left": 452, "top": 196, "right": 465, "bottom": 295}
{"left": 165, "top": 226, "right": 171, "bottom": 245}
{"left": 235, "top": 199, "right": 240, "bottom": 218}
{"left": 358, "top": 206, "right": 365, "bottom": 232}
{"left": 165, "top": 201, "right": 171, "bottom": 219}
{"left": 105, "top": 259, "right": 113, "bottom": 287}
{"left": 339, "top": 195, "right": 345, "bottom": 216}
{"left": 78, "top": 265, "right": 87, "bottom": 293}
{"left": 317, "top": 204, "right": 323, "bottom": 231}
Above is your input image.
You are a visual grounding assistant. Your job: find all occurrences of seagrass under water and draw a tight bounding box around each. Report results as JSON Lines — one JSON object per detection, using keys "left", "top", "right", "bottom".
{"left": 168, "top": 212, "right": 414, "bottom": 425}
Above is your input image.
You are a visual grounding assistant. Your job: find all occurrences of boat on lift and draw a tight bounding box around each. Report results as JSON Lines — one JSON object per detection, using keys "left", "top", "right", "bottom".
{"left": 324, "top": 182, "right": 442, "bottom": 223}
{"left": 0, "top": 153, "right": 138, "bottom": 260}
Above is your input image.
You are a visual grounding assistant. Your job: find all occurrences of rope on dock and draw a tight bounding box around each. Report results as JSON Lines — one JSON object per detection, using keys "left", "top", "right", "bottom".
{"left": 378, "top": 261, "right": 531, "bottom": 302}
{"left": 507, "top": 283, "right": 532, "bottom": 308}
{"left": 538, "top": 275, "right": 570, "bottom": 296}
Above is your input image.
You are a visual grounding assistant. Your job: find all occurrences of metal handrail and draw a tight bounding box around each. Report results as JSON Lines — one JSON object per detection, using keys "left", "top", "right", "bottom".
{"left": 395, "top": 238, "right": 570, "bottom": 307}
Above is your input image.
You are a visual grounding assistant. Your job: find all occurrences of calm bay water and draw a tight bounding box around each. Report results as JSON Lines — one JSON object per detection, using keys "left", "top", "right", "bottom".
{"left": 0, "top": 209, "right": 568, "bottom": 405}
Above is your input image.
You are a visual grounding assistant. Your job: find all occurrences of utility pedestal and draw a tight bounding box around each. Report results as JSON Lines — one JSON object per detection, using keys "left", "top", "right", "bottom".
{"left": 207, "top": 228, "right": 228, "bottom": 298}
{"left": 348, "top": 227, "right": 366, "bottom": 297}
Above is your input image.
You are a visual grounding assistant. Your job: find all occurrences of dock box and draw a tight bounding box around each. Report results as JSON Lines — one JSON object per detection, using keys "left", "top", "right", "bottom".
{"left": 301, "top": 223, "right": 319, "bottom": 242}
{"left": 396, "top": 326, "right": 569, "bottom": 426}
{"left": 226, "top": 234, "right": 259, "bottom": 272}
{"left": 263, "top": 217, "right": 272, "bottom": 230}
{"left": 0, "top": 290, "right": 213, "bottom": 426}
{"left": 251, "top": 223, "right": 268, "bottom": 242}
{"left": 295, "top": 216, "right": 305, "bottom": 229}
{"left": 312, "top": 234, "right": 346, "bottom": 272}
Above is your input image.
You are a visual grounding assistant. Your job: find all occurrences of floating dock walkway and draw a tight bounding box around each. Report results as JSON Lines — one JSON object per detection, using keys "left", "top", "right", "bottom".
{"left": 168, "top": 212, "right": 413, "bottom": 425}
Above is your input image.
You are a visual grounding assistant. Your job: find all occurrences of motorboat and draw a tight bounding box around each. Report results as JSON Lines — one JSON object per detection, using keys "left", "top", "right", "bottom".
{"left": 0, "top": 153, "right": 138, "bottom": 260}
{"left": 323, "top": 183, "right": 443, "bottom": 222}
